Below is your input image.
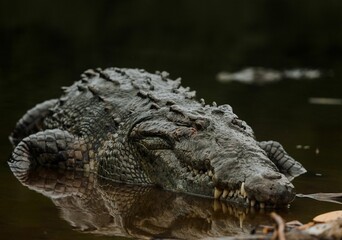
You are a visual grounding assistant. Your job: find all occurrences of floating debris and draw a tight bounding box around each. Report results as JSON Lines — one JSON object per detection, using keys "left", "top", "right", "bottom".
{"left": 253, "top": 212, "right": 342, "bottom": 239}
{"left": 309, "top": 98, "right": 342, "bottom": 105}
{"left": 217, "top": 67, "right": 281, "bottom": 84}
{"left": 296, "top": 193, "right": 342, "bottom": 205}
{"left": 313, "top": 210, "right": 342, "bottom": 223}
{"left": 217, "top": 67, "right": 324, "bottom": 85}
{"left": 296, "top": 145, "right": 312, "bottom": 150}
{"left": 284, "top": 69, "right": 322, "bottom": 79}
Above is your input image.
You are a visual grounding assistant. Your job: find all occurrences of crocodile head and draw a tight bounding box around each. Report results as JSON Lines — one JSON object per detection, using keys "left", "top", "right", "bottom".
{"left": 129, "top": 103, "right": 303, "bottom": 208}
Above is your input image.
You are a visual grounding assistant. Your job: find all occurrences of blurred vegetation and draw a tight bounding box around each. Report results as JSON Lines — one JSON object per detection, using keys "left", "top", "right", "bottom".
{"left": 0, "top": 0, "right": 341, "bottom": 79}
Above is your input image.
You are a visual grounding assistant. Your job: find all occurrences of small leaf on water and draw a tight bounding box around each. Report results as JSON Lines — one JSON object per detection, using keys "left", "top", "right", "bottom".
{"left": 296, "top": 193, "right": 342, "bottom": 204}
{"left": 313, "top": 210, "right": 342, "bottom": 223}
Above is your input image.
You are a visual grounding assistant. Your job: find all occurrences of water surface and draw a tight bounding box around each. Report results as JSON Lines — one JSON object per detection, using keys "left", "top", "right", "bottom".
{"left": 0, "top": 1, "right": 341, "bottom": 239}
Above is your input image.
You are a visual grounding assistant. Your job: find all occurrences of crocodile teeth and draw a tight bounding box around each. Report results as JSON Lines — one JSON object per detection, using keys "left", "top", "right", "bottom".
{"left": 228, "top": 191, "right": 234, "bottom": 198}
{"left": 250, "top": 199, "right": 256, "bottom": 207}
{"left": 259, "top": 202, "right": 265, "bottom": 209}
{"left": 222, "top": 189, "right": 229, "bottom": 198}
{"left": 214, "top": 188, "right": 223, "bottom": 199}
{"left": 240, "top": 182, "right": 247, "bottom": 198}
{"left": 208, "top": 170, "right": 213, "bottom": 177}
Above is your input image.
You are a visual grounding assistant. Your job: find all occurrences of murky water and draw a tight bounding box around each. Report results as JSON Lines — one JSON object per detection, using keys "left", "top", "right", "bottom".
{"left": 1, "top": 1, "right": 341, "bottom": 239}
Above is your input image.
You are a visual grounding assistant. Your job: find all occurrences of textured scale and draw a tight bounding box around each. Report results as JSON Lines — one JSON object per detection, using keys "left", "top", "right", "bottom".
{"left": 8, "top": 67, "right": 306, "bottom": 208}
{"left": 258, "top": 141, "right": 307, "bottom": 181}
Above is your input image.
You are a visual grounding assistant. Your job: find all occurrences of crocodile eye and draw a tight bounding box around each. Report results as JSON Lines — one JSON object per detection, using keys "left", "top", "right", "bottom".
{"left": 138, "top": 136, "right": 173, "bottom": 150}
{"left": 194, "top": 118, "right": 210, "bottom": 131}
{"left": 231, "top": 117, "right": 246, "bottom": 130}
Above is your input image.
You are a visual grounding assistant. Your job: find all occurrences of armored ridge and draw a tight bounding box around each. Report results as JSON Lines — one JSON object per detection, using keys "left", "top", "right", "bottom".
{"left": 8, "top": 67, "right": 306, "bottom": 208}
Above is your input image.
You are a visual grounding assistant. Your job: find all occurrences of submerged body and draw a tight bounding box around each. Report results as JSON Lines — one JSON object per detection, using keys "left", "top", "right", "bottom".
{"left": 9, "top": 67, "right": 306, "bottom": 208}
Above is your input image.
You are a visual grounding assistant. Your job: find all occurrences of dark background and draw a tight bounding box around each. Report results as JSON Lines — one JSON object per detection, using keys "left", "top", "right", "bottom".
{"left": 0, "top": 1, "right": 341, "bottom": 239}
{"left": 1, "top": 0, "right": 341, "bottom": 137}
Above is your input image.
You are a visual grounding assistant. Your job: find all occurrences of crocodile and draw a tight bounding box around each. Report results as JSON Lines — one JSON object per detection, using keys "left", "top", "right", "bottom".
{"left": 8, "top": 67, "right": 306, "bottom": 208}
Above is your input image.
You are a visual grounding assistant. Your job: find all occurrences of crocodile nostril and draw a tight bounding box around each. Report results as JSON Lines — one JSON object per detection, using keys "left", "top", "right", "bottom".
{"left": 262, "top": 172, "right": 282, "bottom": 180}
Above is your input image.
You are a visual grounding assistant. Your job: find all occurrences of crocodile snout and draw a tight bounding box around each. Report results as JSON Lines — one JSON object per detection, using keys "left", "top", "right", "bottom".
{"left": 245, "top": 172, "right": 296, "bottom": 207}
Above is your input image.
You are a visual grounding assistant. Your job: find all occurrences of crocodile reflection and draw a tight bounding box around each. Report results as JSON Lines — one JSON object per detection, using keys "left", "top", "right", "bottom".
{"left": 14, "top": 167, "right": 278, "bottom": 239}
